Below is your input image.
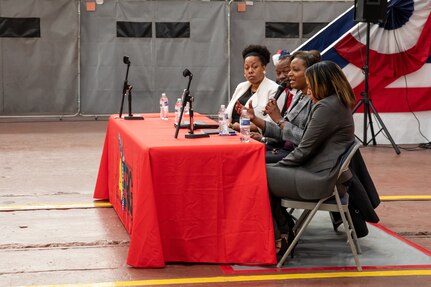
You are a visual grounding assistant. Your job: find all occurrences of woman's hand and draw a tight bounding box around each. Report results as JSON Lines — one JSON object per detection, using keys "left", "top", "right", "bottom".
{"left": 234, "top": 101, "right": 244, "bottom": 115}
{"left": 265, "top": 99, "right": 283, "bottom": 123}
{"left": 235, "top": 101, "right": 256, "bottom": 121}
{"left": 246, "top": 101, "right": 256, "bottom": 121}
{"left": 231, "top": 122, "right": 240, "bottom": 132}
{"left": 250, "top": 132, "right": 262, "bottom": 141}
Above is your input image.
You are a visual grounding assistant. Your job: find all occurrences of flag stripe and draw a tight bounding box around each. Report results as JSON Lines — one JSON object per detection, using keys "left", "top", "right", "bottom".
{"left": 299, "top": 8, "right": 355, "bottom": 53}
{"left": 335, "top": 13, "right": 431, "bottom": 77}
{"left": 296, "top": 0, "right": 431, "bottom": 113}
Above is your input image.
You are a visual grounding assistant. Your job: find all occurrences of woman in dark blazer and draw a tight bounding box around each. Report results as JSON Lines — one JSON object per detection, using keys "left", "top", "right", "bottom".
{"left": 266, "top": 61, "right": 357, "bottom": 256}
{"left": 247, "top": 51, "right": 318, "bottom": 163}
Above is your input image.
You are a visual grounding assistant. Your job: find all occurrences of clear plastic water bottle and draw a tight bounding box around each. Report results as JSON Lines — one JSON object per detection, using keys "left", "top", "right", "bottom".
{"left": 218, "top": 104, "right": 229, "bottom": 135}
{"left": 174, "top": 98, "right": 182, "bottom": 125}
{"left": 160, "top": 93, "right": 169, "bottom": 120}
{"left": 184, "top": 102, "right": 190, "bottom": 115}
{"left": 240, "top": 108, "right": 250, "bottom": 142}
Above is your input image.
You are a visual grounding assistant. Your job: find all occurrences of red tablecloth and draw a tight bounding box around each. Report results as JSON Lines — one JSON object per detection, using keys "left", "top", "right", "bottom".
{"left": 94, "top": 114, "right": 276, "bottom": 267}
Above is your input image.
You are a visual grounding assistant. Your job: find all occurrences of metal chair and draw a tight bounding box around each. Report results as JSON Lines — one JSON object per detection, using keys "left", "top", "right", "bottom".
{"left": 277, "top": 141, "right": 362, "bottom": 271}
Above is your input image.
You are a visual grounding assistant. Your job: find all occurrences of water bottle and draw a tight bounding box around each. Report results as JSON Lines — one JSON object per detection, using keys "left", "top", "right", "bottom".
{"left": 218, "top": 105, "right": 229, "bottom": 135}
{"left": 184, "top": 102, "right": 190, "bottom": 115}
{"left": 159, "top": 93, "right": 169, "bottom": 120}
{"left": 240, "top": 108, "right": 250, "bottom": 142}
{"left": 174, "top": 98, "right": 182, "bottom": 125}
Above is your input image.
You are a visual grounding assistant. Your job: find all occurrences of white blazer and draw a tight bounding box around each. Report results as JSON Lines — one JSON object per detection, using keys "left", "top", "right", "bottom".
{"left": 226, "top": 77, "right": 285, "bottom": 123}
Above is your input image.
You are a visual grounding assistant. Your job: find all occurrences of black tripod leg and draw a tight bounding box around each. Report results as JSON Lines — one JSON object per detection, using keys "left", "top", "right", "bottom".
{"left": 352, "top": 99, "right": 365, "bottom": 145}
{"left": 363, "top": 100, "right": 368, "bottom": 145}
{"left": 368, "top": 101, "right": 401, "bottom": 154}
{"left": 352, "top": 99, "right": 363, "bottom": 114}
{"left": 367, "top": 104, "right": 377, "bottom": 146}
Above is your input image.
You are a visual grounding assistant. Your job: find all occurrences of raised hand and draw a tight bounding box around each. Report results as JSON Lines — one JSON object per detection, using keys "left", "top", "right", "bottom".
{"left": 265, "top": 98, "right": 283, "bottom": 123}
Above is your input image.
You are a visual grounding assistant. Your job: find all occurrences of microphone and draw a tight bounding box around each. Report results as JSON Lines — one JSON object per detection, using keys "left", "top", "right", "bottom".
{"left": 183, "top": 68, "right": 193, "bottom": 78}
{"left": 274, "top": 81, "right": 288, "bottom": 101}
{"left": 263, "top": 82, "right": 288, "bottom": 116}
{"left": 123, "top": 56, "right": 130, "bottom": 65}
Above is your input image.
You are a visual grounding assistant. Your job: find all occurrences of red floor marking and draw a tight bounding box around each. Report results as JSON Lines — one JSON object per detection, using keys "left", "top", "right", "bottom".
{"left": 220, "top": 223, "right": 431, "bottom": 275}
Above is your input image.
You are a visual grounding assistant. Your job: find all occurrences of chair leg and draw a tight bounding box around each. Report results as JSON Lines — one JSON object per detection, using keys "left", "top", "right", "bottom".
{"left": 277, "top": 200, "right": 325, "bottom": 268}
{"left": 345, "top": 208, "right": 362, "bottom": 254}
{"left": 335, "top": 192, "right": 362, "bottom": 271}
{"left": 292, "top": 209, "right": 311, "bottom": 234}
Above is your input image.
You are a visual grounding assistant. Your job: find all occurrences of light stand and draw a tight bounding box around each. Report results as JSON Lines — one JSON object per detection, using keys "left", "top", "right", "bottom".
{"left": 351, "top": 22, "right": 400, "bottom": 154}
{"left": 119, "top": 56, "right": 143, "bottom": 120}
{"left": 174, "top": 69, "right": 209, "bottom": 139}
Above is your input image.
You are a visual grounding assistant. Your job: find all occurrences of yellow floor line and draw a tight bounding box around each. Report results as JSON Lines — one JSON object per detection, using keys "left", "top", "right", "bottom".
{"left": 23, "top": 269, "right": 431, "bottom": 287}
{"left": 0, "top": 202, "right": 112, "bottom": 211}
{"left": 379, "top": 195, "right": 431, "bottom": 201}
{"left": 2, "top": 195, "right": 431, "bottom": 211}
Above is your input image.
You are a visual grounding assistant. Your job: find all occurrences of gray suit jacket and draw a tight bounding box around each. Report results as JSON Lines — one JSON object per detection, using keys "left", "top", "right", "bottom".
{"left": 266, "top": 94, "right": 355, "bottom": 201}
{"left": 264, "top": 91, "right": 313, "bottom": 146}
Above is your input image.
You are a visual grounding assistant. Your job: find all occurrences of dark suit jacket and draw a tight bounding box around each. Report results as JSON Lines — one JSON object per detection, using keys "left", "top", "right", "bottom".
{"left": 267, "top": 94, "right": 355, "bottom": 201}
{"left": 264, "top": 91, "right": 313, "bottom": 147}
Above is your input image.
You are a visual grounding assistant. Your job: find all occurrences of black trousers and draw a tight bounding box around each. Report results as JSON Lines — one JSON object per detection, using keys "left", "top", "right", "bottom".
{"left": 270, "top": 196, "right": 295, "bottom": 240}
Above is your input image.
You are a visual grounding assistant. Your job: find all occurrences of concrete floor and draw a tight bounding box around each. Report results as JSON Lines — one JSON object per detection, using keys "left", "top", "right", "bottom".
{"left": 0, "top": 120, "right": 430, "bottom": 287}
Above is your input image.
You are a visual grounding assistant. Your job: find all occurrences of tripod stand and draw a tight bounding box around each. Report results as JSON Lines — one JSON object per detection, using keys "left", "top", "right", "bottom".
{"left": 352, "top": 22, "right": 400, "bottom": 154}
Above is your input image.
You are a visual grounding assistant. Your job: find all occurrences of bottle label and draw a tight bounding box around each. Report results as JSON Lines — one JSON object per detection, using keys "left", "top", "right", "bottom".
{"left": 240, "top": 119, "right": 250, "bottom": 126}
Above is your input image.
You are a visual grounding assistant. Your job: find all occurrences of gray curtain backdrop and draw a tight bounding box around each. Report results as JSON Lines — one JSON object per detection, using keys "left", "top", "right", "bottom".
{"left": 80, "top": 0, "right": 228, "bottom": 115}
{"left": 0, "top": 0, "right": 78, "bottom": 115}
{"left": 0, "top": 0, "right": 352, "bottom": 116}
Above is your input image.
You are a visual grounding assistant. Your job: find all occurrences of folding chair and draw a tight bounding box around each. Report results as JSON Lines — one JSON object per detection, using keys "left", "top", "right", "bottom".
{"left": 277, "top": 141, "right": 362, "bottom": 271}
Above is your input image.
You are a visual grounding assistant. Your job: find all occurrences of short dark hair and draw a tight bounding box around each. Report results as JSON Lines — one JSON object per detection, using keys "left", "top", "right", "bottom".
{"left": 290, "top": 50, "right": 320, "bottom": 68}
{"left": 242, "top": 45, "right": 271, "bottom": 66}
{"left": 308, "top": 50, "right": 322, "bottom": 62}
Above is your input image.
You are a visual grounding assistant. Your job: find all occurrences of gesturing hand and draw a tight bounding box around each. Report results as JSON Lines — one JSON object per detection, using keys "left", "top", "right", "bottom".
{"left": 264, "top": 98, "right": 280, "bottom": 117}
{"left": 234, "top": 101, "right": 244, "bottom": 115}
{"left": 235, "top": 101, "right": 256, "bottom": 121}
{"left": 265, "top": 98, "right": 282, "bottom": 123}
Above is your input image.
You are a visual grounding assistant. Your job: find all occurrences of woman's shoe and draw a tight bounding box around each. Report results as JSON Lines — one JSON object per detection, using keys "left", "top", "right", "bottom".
{"left": 275, "top": 237, "right": 288, "bottom": 262}
{"left": 276, "top": 230, "right": 298, "bottom": 262}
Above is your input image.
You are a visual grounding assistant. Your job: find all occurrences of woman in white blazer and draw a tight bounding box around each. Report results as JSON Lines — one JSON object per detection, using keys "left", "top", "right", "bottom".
{"left": 226, "top": 45, "right": 285, "bottom": 132}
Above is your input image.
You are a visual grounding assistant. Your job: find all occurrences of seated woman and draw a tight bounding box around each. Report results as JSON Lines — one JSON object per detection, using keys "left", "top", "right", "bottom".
{"left": 227, "top": 44, "right": 285, "bottom": 132}
{"left": 249, "top": 51, "right": 319, "bottom": 163}
{"left": 265, "top": 61, "right": 357, "bottom": 258}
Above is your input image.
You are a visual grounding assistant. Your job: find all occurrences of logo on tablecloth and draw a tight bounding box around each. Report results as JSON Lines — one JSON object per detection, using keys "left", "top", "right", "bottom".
{"left": 118, "top": 134, "right": 133, "bottom": 224}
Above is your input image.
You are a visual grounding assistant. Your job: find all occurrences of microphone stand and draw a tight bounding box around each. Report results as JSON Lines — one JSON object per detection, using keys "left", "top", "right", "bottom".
{"left": 174, "top": 69, "right": 209, "bottom": 139}
{"left": 351, "top": 22, "right": 399, "bottom": 154}
{"left": 124, "top": 84, "right": 143, "bottom": 120}
{"left": 118, "top": 60, "right": 129, "bottom": 119}
{"left": 119, "top": 56, "right": 143, "bottom": 120}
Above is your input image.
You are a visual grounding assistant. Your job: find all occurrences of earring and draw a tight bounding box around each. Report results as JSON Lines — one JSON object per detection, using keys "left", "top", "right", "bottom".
{"left": 263, "top": 70, "right": 266, "bottom": 75}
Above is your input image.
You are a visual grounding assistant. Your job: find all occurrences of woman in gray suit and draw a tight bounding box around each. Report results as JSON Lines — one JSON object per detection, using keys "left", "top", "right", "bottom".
{"left": 266, "top": 61, "right": 357, "bottom": 257}
{"left": 248, "top": 51, "right": 319, "bottom": 163}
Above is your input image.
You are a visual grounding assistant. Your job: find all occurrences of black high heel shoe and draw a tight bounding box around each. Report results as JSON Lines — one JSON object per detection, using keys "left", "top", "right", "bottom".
{"left": 276, "top": 230, "right": 297, "bottom": 261}
{"left": 276, "top": 237, "right": 288, "bottom": 262}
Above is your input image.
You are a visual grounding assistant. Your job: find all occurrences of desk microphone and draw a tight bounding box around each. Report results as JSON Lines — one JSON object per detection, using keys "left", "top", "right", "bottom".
{"left": 123, "top": 56, "right": 130, "bottom": 65}
{"left": 183, "top": 68, "right": 193, "bottom": 78}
